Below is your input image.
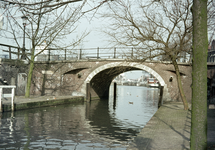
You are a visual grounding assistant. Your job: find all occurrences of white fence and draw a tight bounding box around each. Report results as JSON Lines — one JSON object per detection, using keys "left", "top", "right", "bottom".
{"left": 0, "top": 85, "right": 16, "bottom": 112}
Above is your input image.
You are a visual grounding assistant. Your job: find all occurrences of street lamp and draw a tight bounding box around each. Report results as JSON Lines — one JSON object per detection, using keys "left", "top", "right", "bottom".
{"left": 21, "top": 15, "right": 28, "bottom": 59}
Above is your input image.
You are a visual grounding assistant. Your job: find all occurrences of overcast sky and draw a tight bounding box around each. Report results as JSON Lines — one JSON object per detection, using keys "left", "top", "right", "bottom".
{"left": 0, "top": 1, "right": 155, "bottom": 79}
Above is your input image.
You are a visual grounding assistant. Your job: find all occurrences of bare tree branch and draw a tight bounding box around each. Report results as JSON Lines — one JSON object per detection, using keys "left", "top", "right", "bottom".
{"left": 101, "top": 0, "right": 192, "bottom": 110}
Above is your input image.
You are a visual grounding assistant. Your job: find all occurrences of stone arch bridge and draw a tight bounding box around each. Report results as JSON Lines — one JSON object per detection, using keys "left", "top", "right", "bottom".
{"left": 32, "top": 59, "right": 192, "bottom": 103}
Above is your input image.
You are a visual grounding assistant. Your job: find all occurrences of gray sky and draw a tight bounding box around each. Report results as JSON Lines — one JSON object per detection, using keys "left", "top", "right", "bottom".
{"left": 0, "top": 1, "right": 155, "bottom": 79}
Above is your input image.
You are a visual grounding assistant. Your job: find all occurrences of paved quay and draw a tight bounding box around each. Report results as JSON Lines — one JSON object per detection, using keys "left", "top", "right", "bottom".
{"left": 128, "top": 101, "right": 215, "bottom": 150}
{"left": 127, "top": 102, "right": 191, "bottom": 150}
{"left": 0, "top": 95, "right": 84, "bottom": 112}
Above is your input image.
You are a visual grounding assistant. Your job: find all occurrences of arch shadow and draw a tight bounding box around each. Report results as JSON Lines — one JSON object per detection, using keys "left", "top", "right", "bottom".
{"left": 81, "top": 62, "right": 170, "bottom": 102}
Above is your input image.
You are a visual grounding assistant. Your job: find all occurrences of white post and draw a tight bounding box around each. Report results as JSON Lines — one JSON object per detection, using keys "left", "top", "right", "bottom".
{"left": 0, "top": 88, "right": 2, "bottom": 113}
{"left": 11, "top": 88, "right": 15, "bottom": 111}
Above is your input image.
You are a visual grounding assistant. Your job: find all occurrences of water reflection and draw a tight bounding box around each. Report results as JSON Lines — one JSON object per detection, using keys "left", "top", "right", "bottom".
{"left": 86, "top": 100, "right": 139, "bottom": 142}
{"left": 0, "top": 86, "right": 159, "bottom": 149}
{"left": 109, "top": 86, "right": 158, "bottom": 126}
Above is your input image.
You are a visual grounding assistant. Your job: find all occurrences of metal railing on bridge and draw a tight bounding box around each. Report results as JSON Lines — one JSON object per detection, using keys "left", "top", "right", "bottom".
{"left": 0, "top": 43, "right": 191, "bottom": 62}
{"left": 0, "top": 44, "right": 149, "bottom": 61}
{"left": 35, "top": 47, "right": 135, "bottom": 61}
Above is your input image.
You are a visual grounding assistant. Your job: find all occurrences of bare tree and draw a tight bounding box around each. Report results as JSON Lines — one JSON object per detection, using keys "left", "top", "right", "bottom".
{"left": 0, "top": 0, "right": 89, "bottom": 97}
{"left": 0, "top": 0, "right": 116, "bottom": 97}
{"left": 101, "top": 0, "right": 193, "bottom": 110}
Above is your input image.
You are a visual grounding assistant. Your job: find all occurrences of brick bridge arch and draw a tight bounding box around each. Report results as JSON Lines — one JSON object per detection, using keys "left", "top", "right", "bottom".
{"left": 81, "top": 62, "right": 170, "bottom": 102}
{"left": 32, "top": 60, "right": 191, "bottom": 103}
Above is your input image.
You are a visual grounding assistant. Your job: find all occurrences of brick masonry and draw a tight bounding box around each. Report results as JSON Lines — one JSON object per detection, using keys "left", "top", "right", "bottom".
{"left": 32, "top": 59, "right": 192, "bottom": 103}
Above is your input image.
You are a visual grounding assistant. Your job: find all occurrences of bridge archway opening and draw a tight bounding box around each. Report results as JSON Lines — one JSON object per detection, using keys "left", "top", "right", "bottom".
{"left": 113, "top": 70, "right": 160, "bottom": 86}
{"left": 82, "top": 62, "right": 168, "bottom": 102}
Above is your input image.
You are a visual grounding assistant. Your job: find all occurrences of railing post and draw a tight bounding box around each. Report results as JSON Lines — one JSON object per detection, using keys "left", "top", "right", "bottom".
{"left": 79, "top": 49, "right": 82, "bottom": 60}
{"left": 131, "top": 47, "right": 133, "bottom": 58}
{"left": 9, "top": 47, "right": 11, "bottom": 59}
{"left": 86, "top": 83, "right": 91, "bottom": 102}
{"left": 114, "top": 47, "right": 116, "bottom": 58}
{"left": 18, "top": 48, "right": 20, "bottom": 59}
{"left": 113, "top": 82, "right": 117, "bottom": 100}
{"left": 65, "top": 49, "right": 67, "bottom": 60}
{"left": 11, "top": 88, "right": 15, "bottom": 111}
{"left": 113, "top": 82, "right": 117, "bottom": 110}
{"left": 97, "top": 47, "right": 99, "bottom": 59}
{"left": 0, "top": 88, "right": 2, "bottom": 112}
{"left": 48, "top": 49, "right": 51, "bottom": 61}
{"left": 183, "top": 52, "right": 186, "bottom": 63}
{"left": 150, "top": 49, "right": 152, "bottom": 61}
{"left": 158, "top": 86, "right": 164, "bottom": 108}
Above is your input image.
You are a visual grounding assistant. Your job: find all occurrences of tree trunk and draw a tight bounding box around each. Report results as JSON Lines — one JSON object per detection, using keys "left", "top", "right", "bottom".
{"left": 172, "top": 59, "right": 189, "bottom": 110}
{"left": 190, "top": 0, "right": 208, "bottom": 149}
{"left": 25, "top": 55, "right": 35, "bottom": 98}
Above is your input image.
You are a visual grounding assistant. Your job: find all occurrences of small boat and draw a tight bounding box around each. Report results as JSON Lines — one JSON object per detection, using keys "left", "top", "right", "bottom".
{"left": 147, "top": 78, "right": 159, "bottom": 88}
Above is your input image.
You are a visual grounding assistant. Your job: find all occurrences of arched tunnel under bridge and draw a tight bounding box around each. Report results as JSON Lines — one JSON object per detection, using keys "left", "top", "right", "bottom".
{"left": 82, "top": 62, "right": 167, "bottom": 104}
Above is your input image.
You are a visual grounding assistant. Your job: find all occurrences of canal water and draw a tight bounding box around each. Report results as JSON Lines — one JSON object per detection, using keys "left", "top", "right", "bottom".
{"left": 0, "top": 85, "right": 159, "bottom": 150}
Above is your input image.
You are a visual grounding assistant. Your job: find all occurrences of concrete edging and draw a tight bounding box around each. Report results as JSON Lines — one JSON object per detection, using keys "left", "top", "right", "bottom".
{"left": 2, "top": 96, "right": 84, "bottom": 112}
